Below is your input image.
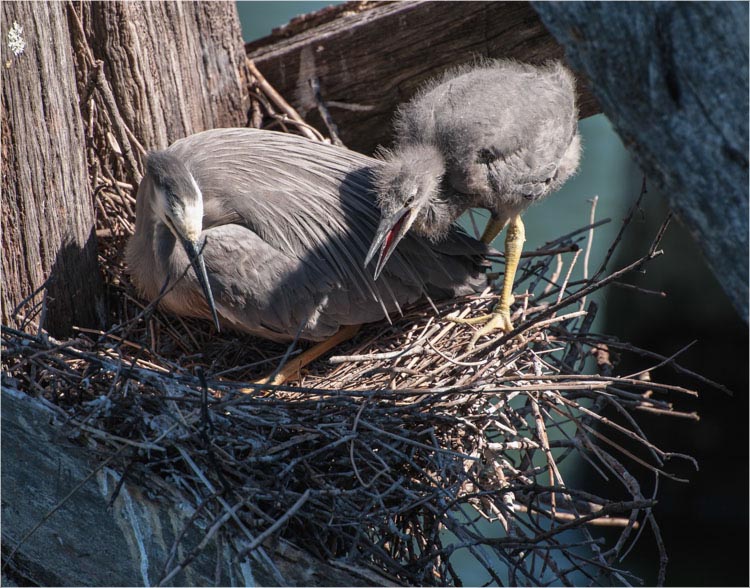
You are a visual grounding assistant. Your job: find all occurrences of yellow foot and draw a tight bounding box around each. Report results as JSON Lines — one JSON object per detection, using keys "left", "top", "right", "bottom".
{"left": 252, "top": 372, "right": 287, "bottom": 387}
{"left": 242, "top": 324, "right": 362, "bottom": 393}
{"left": 447, "top": 314, "right": 497, "bottom": 326}
{"left": 447, "top": 306, "right": 514, "bottom": 348}
{"left": 239, "top": 371, "right": 289, "bottom": 395}
{"left": 446, "top": 294, "right": 514, "bottom": 327}
{"left": 466, "top": 308, "right": 514, "bottom": 348}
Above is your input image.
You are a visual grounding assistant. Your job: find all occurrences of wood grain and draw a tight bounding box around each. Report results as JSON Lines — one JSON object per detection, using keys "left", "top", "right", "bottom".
{"left": 82, "top": 1, "right": 251, "bottom": 150}
{"left": 247, "top": 0, "right": 601, "bottom": 154}
{"left": 1, "top": 388, "right": 388, "bottom": 586}
{"left": 535, "top": 1, "right": 749, "bottom": 320}
{"left": 1, "top": 2, "right": 104, "bottom": 336}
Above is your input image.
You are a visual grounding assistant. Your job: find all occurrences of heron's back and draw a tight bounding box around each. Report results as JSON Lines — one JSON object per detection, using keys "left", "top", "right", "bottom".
{"left": 128, "top": 128, "right": 489, "bottom": 341}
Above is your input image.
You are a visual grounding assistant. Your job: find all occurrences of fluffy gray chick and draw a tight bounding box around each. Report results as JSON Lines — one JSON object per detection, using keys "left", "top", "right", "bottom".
{"left": 365, "top": 59, "right": 582, "bottom": 345}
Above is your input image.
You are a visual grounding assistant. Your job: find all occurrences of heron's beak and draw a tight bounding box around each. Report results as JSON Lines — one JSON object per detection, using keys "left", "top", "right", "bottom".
{"left": 364, "top": 206, "right": 416, "bottom": 280}
{"left": 181, "top": 237, "right": 221, "bottom": 332}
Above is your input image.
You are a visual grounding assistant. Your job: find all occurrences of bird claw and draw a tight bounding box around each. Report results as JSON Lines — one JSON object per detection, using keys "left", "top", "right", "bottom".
{"left": 447, "top": 307, "right": 515, "bottom": 348}
{"left": 467, "top": 308, "right": 514, "bottom": 348}
{"left": 253, "top": 373, "right": 285, "bottom": 387}
{"left": 446, "top": 314, "right": 495, "bottom": 326}
{"left": 244, "top": 371, "right": 289, "bottom": 394}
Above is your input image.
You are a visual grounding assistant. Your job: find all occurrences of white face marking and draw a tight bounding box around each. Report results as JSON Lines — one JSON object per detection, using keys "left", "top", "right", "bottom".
{"left": 184, "top": 173, "right": 203, "bottom": 242}
{"left": 152, "top": 171, "right": 204, "bottom": 243}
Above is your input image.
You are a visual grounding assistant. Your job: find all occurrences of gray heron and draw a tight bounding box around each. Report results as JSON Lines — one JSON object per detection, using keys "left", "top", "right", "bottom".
{"left": 365, "top": 60, "right": 581, "bottom": 346}
{"left": 126, "top": 128, "right": 489, "bottom": 384}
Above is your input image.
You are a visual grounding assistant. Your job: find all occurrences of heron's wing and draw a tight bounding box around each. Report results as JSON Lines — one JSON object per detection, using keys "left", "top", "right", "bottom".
{"left": 396, "top": 61, "right": 580, "bottom": 201}
{"left": 167, "top": 129, "right": 488, "bottom": 339}
{"left": 198, "top": 223, "right": 342, "bottom": 340}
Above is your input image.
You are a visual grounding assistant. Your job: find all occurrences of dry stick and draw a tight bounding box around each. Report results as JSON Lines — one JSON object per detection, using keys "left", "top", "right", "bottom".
{"left": 576, "top": 337, "right": 731, "bottom": 395}
{"left": 483, "top": 499, "right": 654, "bottom": 547}
{"left": 102, "top": 167, "right": 135, "bottom": 217}
{"left": 426, "top": 338, "right": 488, "bottom": 367}
{"left": 66, "top": 2, "right": 95, "bottom": 64}
{"left": 555, "top": 249, "right": 581, "bottom": 305}
{"left": 329, "top": 344, "right": 424, "bottom": 364}
{"left": 593, "top": 177, "right": 648, "bottom": 283}
{"left": 464, "top": 215, "right": 672, "bottom": 359}
{"left": 486, "top": 244, "right": 581, "bottom": 260}
{"left": 92, "top": 61, "right": 142, "bottom": 183}
{"left": 159, "top": 494, "right": 218, "bottom": 581}
{"left": 10, "top": 279, "right": 49, "bottom": 326}
{"left": 529, "top": 310, "right": 588, "bottom": 331}
{"left": 309, "top": 76, "right": 344, "bottom": 146}
{"left": 158, "top": 498, "right": 248, "bottom": 586}
{"left": 541, "top": 218, "right": 611, "bottom": 250}
{"left": 538, "top": 373, "right": 695, "bottom": 398}
{"left": 559, "top": 385, "right": 666, "bottom": 431}
{"left": 581, "top": 195, "right": 598, "bottom": 309}
{"left": 246, "top": 59, "right": 318, "bottom": 142}
{"left": 175, "top": 447, "right": 286, "bottom": 585}
{"left": 350, "top": 400, "right": 389, "bottom": 488}
{"left": 68, "top": 3, "right": 142, "bottom": 182}
{"left": 611, "top": 281, "right": 667, "bottom": 297}
{"left": 250, "top": 87, "right": 328, "bottom": 141}
{"left": 234, "top": 489, "right": 313, "bottom": 561}
{"left": 529, "top": 394, "right": 558, "bottom": 517}
{"left": 543, "top": 253, "right": 565, "bottom": 296}
{"left": 590, "top": 447, "right": 650, "bottom": 577}
{"left": 582, "top": 420, "right": 689, "bottom": 483}
{"left": 624, "top": 340, "right": 697, "bottom": 381}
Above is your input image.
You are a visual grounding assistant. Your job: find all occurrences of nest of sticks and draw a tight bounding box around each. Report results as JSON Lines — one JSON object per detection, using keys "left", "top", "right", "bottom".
{"left": 1, "top": 53, "right": 716, "bottom": 586}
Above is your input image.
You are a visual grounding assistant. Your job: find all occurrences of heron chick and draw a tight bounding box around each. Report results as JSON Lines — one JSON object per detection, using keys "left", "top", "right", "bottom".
{"left": 365, "top": 60, "right": 582, "bottom": 346}
{"left": 126, "top": 128, "right": 489, "bottom": 385}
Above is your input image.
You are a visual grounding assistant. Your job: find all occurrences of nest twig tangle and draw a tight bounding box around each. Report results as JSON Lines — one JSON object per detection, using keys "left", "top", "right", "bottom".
{"left": 2, "top": 40, "right": 715, "bottom": 587}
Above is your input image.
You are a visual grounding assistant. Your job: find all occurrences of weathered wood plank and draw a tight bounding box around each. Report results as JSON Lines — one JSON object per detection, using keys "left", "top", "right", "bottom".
{"left": 81, "top": 1, "right": 251, "bottom": 152}
{"left": 0, "top": 387, "right": 392, "bottom": 586}
{"left": 534, "top": 2, "right": 749, "bottom": 321}
{"left": 1, "top": 2, "right": 104, "bottom": 336}
{"left": 247, "top": 0, "right": 600, "bottom": 154}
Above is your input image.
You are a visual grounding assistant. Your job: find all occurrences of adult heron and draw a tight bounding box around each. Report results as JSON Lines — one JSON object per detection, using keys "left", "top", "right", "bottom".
{"left": 126, "top": 128, "right": 489, "bottom": 384}
{"left": 365, "top": 60, "right": 581, "bottom": 346}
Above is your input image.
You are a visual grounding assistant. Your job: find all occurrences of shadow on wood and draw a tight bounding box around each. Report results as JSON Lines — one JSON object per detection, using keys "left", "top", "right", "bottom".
{"left": 247, "top": 0, "right": 601, "bottom": 155}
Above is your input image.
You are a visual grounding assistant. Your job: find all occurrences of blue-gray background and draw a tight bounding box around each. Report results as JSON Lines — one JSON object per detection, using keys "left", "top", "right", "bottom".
{"left": 238, "top": 3, "right": 748, "bottom": 585}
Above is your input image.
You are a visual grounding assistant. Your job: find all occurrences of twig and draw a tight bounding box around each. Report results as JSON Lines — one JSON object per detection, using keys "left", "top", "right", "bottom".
{"left": 581, "top": 195, "right": 598, "bottom": 308}
{"left": 247, "top": 59, "right": 318, "bottom": 142}
{"left": 309, "top": 76, "right": 344, "bottom": 146}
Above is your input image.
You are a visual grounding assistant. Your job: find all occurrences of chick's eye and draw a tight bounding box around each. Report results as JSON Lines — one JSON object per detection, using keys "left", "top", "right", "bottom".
{"left": 404, "top": 188, "right": 418, "bottom": 206}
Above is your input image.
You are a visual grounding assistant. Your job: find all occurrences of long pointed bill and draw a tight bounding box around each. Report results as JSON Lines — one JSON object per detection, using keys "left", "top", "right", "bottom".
{"left": 182, "top": 237, "right": 221, "bottom": 332}
{"left": 364, "top": 207, "right": 415, "bottom": 281}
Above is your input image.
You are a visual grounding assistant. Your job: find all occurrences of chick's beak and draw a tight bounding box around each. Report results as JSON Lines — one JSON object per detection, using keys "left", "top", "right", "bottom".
{"left": 181, "top": 236, "right": 221, "bottom": 332}
{"left": 364, "top": 206, "right": 416, "bottom": 280}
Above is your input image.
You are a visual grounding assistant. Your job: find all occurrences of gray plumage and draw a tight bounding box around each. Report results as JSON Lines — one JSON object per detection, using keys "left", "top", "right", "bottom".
{"left": 366, "top": 60, "right": 581, "bottom": 274}
{"left": 126, "top": 128, "right": 488, "bottom": 342}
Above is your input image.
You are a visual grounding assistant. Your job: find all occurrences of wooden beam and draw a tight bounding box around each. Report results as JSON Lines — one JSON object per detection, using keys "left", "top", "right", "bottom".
{"left": 535, "top": 1, "right": 749, "bottom": 321}
{"left": 1, "top": 387, "right": 392, "bottom": 586}
{"left": 1, "top": 1, "right": 104, "bottom": 337}
{"left": 247, "top": 0, "right": 600, "bottom": 155}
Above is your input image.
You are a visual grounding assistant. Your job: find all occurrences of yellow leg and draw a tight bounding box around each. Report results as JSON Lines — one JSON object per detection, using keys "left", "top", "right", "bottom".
{"left": 480, "top": 214, "right": 508, "bottom": 245}
{"left": 448, "top": 215, "right": 526, "bottom": 347}
{"left": 250, "top": 324, "right": 361, "bottom": 388}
